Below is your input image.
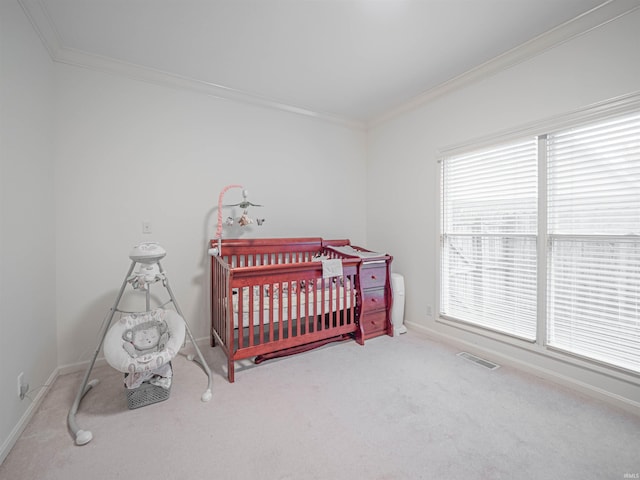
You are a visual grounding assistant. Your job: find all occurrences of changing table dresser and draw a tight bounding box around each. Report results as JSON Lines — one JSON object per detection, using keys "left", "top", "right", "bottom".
{"left": 325, "top": 244, "right": 393, "bottom": 339}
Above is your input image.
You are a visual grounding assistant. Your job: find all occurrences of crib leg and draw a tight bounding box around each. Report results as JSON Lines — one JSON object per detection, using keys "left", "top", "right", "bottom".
{"left": 228, "top": 357, "right": 235, "bottom": 383}
{"left": 354, "top": 317, "right": 365, "bottom": 346}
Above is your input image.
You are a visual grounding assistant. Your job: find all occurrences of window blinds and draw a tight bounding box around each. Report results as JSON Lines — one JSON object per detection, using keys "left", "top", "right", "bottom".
{"left": 547, "top": 113, "right": 640, "bottom": 373}
{"left": 441, "top": 140, "right": 538, "bottom": 340}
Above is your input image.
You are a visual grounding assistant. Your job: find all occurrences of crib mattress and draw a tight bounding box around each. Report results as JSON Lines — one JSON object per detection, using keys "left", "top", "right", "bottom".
{"left": 230, "top": 281, "right": 353, "bottom": 328}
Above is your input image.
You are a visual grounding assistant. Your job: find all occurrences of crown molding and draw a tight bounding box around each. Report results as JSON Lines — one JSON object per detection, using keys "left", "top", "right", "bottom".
{"left": 438, "top": 90, "right": 640, "bottom": 158}
{"left": 368, "top": 0, "right": 640, "bottom": 129}
{"left": 18, "top": 0, "right": 62, "bottom": 59}
{"left": 54, "top": 46, "right": 366, "bottom": 129}
{"left": 17, "top": 0, "right": 366, "bottom": 130}
{"left": 19, "top": 0, "right": 640, "bottom": 131}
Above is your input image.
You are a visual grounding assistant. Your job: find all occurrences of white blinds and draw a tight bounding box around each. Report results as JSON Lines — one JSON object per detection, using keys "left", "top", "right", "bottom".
{"left": 547, "top": 113, "right": 640, "bottom": 235}
{"left": 441, "top": 139, "right": 538, "bottom": 340}
{"left": 547, "top": 113, "right": 640, "bottom": 373}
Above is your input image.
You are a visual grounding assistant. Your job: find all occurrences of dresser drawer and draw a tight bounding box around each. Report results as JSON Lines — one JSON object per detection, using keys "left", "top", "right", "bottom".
{"left": 361, "top": 287, "right": 386, "bottom": 312}
{"left": 360, "top": 310, "right": 388, "bottom": 337}
{"left": 360, "top": 265, "right": 387, "bottom": 289}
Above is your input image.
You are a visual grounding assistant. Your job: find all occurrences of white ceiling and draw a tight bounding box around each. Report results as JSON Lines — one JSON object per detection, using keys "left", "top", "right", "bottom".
{"left": 23, "top": 0, "right": 629, "bottom": 125}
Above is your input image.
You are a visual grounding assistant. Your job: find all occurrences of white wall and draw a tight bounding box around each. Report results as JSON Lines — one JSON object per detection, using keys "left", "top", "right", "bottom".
{"left": 367, "top": 9, "right": 640, "bottom": 411}
{"left": 0, "top": 0, "right": 56, "bottom": 461}
{"left": 54, "top": 64, "right": 367, "bottom": 367}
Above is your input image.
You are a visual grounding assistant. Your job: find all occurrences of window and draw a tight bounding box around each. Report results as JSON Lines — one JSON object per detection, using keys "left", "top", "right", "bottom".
{"left": 440, "top": 109, "right": 640, "bottom": 374}
{"left": 546, "top": 113, "right": 640, "bottom": 373}
{"left": 441, "top": 139, "right": 538, "bottom": 340}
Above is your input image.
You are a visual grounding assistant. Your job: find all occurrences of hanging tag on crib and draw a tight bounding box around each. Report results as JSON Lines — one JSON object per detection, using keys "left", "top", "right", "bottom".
{"left": 322, "top": 259, "right": 343, "bottom": 278}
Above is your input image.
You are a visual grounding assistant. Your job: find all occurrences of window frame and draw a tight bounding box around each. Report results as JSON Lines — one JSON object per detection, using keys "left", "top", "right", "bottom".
{"left": 437, "top": 92, "right": 640, "bottom": 380}
{"left": 544, "top": 113, "right": 640, "bottom": 374}
{"left": 440, "top": 138, "right": 539, "bottom": 341}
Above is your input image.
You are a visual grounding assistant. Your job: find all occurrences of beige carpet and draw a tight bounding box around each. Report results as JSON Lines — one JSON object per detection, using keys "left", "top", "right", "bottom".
{"left": 1, "top": 331, "right": 639, "bottom": 480}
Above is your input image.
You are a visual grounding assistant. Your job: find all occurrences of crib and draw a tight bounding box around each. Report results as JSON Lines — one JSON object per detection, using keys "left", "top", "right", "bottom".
{"left": 210, "top": 237, "right": 392, "bottom": 382}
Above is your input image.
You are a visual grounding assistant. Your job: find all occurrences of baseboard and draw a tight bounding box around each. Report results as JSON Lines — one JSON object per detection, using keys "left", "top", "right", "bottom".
{"left": 58, "top": 357, "right": 108, "bottom": 376}
{"left": 0, "top": 367, "right": 59, "bottom": 465}
{"left": 405, "top": 321, "right": 640, "bottom": 417}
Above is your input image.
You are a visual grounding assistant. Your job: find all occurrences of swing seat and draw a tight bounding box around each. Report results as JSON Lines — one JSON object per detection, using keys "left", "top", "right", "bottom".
{"left": 104, "top": 308, "right": 185, "bottom": 374}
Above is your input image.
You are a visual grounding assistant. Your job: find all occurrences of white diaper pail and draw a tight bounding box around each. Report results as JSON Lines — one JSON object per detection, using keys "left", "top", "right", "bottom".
{"left": 391, "top": 273, "right": 407, "bottom": 335}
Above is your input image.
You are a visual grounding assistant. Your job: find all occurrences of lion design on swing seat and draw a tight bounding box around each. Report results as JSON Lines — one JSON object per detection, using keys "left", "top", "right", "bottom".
{"left": 104, "top": 309, "right": 185, "bottom": 389}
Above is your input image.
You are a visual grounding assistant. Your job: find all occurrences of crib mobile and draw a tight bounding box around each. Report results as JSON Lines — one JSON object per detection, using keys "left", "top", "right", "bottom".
{"left": 67, "top": 243, "right": 213, "bottom": 446}
{"left": 208, "top": 184, "right": 265, "bottom": 257}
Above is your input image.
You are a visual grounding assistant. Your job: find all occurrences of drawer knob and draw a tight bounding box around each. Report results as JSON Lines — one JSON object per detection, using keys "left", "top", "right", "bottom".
{"left": 371, "top": 275, "right": 377, "bottom": 279}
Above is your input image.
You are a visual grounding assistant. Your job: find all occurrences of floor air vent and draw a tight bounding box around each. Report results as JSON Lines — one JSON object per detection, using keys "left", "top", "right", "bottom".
{"left": 457, "top": 352, "right": 500, "bottom": 370}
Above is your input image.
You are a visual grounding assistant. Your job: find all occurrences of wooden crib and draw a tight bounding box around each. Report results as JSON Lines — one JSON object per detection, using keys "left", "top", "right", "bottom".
{"left": 210, "top": 237, "right": 393, "bottom": 382}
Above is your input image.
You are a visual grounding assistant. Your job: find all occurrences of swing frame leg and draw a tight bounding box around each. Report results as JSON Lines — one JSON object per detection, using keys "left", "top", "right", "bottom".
{"left": 67, "top": 261, "right": 136, "bottom": 446}
{"left": 158, "top": 261, "right": 213, "bottom": 402}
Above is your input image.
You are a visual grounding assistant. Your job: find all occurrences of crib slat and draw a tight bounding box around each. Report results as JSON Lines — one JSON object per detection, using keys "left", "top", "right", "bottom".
{"left": 350, "top": 273, "right": 356, "bottom": 324}
{"left": 303, "top": 281, "right": 309, "bottom": 334}
{"left": 306, "top": 283, "right": 311, "bottom": 334}
{"left": 277, "top": 281, "right": 283, "bottom": 341}
{"left": 243, "top": 287, "right": 255, "bottom": 347}
{"left": 324, "top": 278, "right": 331, "bottom": 329}
{"left": 238, "top": 288, "right": 245, "bottom": 350}
{"left": 287, "top": 281, "right": 293, "bottom": 339}
{"left": 332, "top": 279, "right": 336, "bottom": 326}
{"left": 258, "top": 284, "right": 265, "bottom": 345}
{"left": 347, "top": 276, "right": 353, "bottom": 325}
{"left": 268, "top": 283, "right": 274, "bottom": 343}
{"left": 343, "top": 276, "right": 349, "bottom": 326}
{"left": 296, "top": 282, "right": 302, "bottom": 337}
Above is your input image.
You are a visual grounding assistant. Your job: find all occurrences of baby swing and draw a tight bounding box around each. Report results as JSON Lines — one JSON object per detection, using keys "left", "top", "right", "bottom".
{"left": 67, "top": 242, "right": 213, "bottom": 446}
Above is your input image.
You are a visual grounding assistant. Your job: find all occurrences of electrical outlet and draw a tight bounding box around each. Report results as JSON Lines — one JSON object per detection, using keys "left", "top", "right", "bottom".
{"left": 17, "top": 372, "right": 28, "bottom": 400}
{"left": 426, "top": 304, "right": 433, "bottom": 316}
{"left": 142, "top": 221, "right": 152, "bottom": 234}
